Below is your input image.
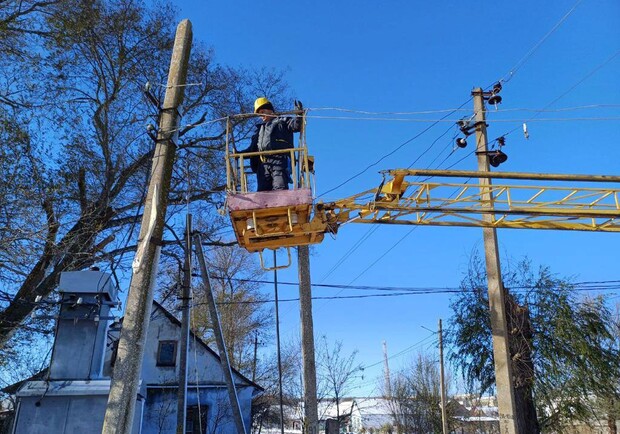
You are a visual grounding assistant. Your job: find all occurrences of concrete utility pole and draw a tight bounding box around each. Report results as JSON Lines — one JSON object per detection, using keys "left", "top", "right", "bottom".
{"left": 298, "top": 245, "right": 319, "bottom": 434}
{"left": 382, "top": 341, "right": 391, "bottom": 398}
{"left": 438, "top": 319, "right": 448, "bottom": 434}
{"left": 273, "top": 251, "right": 286, "bottom": 434}
{"left": 176, "top": 215, "right": 192, "bottom": 434}
{"left": 472, "top": 87, "right": 520, "bottom": 434}
{"left": 102, "top": 20, "right": 193, "bottom": 434}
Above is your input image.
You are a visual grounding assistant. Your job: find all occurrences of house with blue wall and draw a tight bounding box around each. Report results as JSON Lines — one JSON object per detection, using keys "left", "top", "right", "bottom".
{"left": 8, "top": 270, "right": 262, "bottom": 433}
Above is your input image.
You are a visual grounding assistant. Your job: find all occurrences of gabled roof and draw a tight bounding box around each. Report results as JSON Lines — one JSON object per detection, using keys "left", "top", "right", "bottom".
{"left": 151, "top": 300, "right": 264, "bottom": 392}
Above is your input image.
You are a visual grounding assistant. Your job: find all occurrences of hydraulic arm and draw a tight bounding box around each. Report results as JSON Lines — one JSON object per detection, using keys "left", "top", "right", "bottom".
{"left": 315, "top": 169, "right": 620, "bottom": 233}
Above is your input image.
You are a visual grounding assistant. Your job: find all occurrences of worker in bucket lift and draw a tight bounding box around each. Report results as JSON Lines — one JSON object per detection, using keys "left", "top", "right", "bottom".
{"left": 241, "top": 97, "right": 303, "bottom": 191}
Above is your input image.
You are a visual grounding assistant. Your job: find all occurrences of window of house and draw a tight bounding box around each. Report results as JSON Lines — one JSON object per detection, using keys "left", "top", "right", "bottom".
{"left": 186, "top": 405, "right": 208, "bottom": 433}
{"left": 156, "top": 340, "right": 177, "bottom": 366}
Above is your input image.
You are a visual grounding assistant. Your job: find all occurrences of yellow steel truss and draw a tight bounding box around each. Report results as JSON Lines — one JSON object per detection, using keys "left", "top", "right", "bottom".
{"left": 316, "top": 169, "right": 620, "bottom": 232}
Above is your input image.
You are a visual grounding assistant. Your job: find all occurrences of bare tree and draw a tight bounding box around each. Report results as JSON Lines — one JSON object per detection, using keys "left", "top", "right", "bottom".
{"left": 0, "top": 0, "right": 291, "bottom": 355}
{"left": 152, "top": 389, "right": 176, "bottom": 434}
{"left": 382, "top": 352, "right": 454, "bottom": 434}
{"left": 317, "top": 336, "right": 363, "bottom": 427}
{"left": 251, "top": 340, "right": 307, "bottom": 432}
{"left": 186, "top": 246, "right": 272, "bottom": 376}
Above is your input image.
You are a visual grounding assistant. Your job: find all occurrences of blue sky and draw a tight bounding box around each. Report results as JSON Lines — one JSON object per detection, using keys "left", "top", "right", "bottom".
{"left": 173, "top": 0, "right": 620, "bottom": 396}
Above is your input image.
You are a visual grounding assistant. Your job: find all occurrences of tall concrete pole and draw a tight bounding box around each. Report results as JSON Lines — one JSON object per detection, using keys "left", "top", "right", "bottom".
{"left": 438, "top": 319, "right": 448, "bottom": 434}
{"left": 297, "top": 245, "right": 319, "bottom": 434}
{"left": 472, "top": 88, "right": 520, "bottom": 434}
{"left": 273, "top": 251, "right": 285, "bottom": 434}
{"left": 176, "top": 214, "right": 192, "bottom": 434}
{"left": 382, "top": 341, "right": 391, "bottom": 398}
{"left": 102, "top": 20, "right": 193, "bottom": 434}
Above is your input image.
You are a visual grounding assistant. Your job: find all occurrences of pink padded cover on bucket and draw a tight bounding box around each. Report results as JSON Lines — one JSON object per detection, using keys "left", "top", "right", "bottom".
{"left": 227, "top": 188, "right": 313, "bottom": 211}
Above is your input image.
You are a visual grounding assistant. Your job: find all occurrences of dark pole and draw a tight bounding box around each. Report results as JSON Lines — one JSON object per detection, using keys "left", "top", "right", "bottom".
{"left": 176, "top": 214, "right": 192, "bottom": 434}
{"left": 252, "top": 331, "right": 258, "bottom": 383}
{"left": 274, "top": 250, "right": 285, "bottom": 434}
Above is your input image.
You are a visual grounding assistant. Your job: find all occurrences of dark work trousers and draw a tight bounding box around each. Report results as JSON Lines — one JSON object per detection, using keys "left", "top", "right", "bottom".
{"left": 257, "top": 159, "right": 289, "bottom": 192}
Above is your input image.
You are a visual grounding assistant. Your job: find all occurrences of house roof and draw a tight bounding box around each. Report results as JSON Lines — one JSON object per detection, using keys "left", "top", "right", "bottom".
{"left": 1, "top": 369, "right": 48, "bottom": 395}
{"left": 151, "top": 300, "right": 264, "bottom": 392}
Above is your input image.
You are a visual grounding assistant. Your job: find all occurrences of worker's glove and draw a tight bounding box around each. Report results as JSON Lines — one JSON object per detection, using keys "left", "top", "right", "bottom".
{"left": 294, "top": 100, "right": 303, "bottom": 114}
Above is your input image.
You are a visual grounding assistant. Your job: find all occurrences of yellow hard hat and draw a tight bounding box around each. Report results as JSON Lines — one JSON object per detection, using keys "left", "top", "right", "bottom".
{"left": 254, "top": 97, "right": 273, "bottom": 113}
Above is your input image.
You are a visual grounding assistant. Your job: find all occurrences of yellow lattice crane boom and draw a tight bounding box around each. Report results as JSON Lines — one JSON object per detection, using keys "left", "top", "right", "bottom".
{"left": 316, "top": 169, "right": 620, "bottom": 233}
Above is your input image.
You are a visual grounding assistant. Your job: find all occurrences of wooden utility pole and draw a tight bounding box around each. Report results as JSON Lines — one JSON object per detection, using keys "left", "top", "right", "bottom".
{"left": 176, "top": 214, "right": 192, "bottom": 434}
{"left": 102, "top": 20, "right": 192, "bottom": 434}
{"left": 298, "top": 245, "right": 319, "bottom": 434}
{"left": 438, "top": 319, "right": 448, "bottom": 434}
{"left": 473, "top": 87, "right": 520, "bottom": 434}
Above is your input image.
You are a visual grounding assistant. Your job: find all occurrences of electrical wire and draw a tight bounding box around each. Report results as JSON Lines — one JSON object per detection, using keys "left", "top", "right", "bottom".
{"left": 326, "top": 172, "right": 474, "bottom": 296}
{"left": 498, "top": 0, "right": 585, "bottom": 85}
{"left": 313, "top": 105, "right": 474, "bottom": 285}
{"left": 317, "top": 99, "right": 473, "bottom": 199}
{"left": 500, "top": 48, "right": 620, "bottom": 139}
{"left": 206, "top": 276, "right": 620, "bottom": 297}
{"left": 309, "top": 107, "right": 473, "bottom": 115}
{"left": 346, "top": 227, "right": 419, "bottom": 287}
{"left": 363, "top": 333, "right": 438, "bottom": 370}
{"left": 318, "top": 225, "right": 381, "bottom": 283}
{"left": 196, "top": 286, "right": 620, "bottom": 305}
{"left": 407, "top": 124, "right": 458, "bottom": 169}
{"left": 301, "top": 115, "right": 620, "bottom": 123}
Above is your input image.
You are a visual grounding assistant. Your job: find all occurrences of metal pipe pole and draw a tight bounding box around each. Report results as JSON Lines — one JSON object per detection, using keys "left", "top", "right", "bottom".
{"left": 102, "top": 20, "right": 193, "bottom": 434}
{"left": 176, "top": 214, "right": 192, "bottom": 434}
{"left": 297, "top": 245, "right": 318, "bottom": 434}
{"left": 438, "top": 319, "right": 448, "bottom": 434}
{"left": 193, "top": 234, "right": 247, "bottom": 434}
{"left": 252, "top": 331, "right": 258, "bottom": 383}
{"left": 273, "top": 251, "right": 285, "bottom": 434}
{"left": 473, "top": 87, "right": 520, "bottom": 434}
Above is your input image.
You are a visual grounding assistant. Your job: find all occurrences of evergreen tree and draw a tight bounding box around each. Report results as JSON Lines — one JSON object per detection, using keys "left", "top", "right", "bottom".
{"left": 449, "top": 252, "right": 620, "bottom": 432}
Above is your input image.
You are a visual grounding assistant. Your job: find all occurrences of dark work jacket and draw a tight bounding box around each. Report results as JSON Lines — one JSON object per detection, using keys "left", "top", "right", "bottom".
{"left": 242, "top": 116, "right": 302, "bottom": 173}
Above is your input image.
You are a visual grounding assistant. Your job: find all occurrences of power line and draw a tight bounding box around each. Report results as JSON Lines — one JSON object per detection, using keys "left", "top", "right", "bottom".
{"left": 317, "top": 99, "right": 473, "bottom": 199}
{"left": 193, "top": 286, "right": 620, "bottom": 307}
{"left": 303, "top": 115, "right": 620, "bottom": 123}
{"left": 213, "top": 275, "right": 620, "bottom": 295}
{"left": 318, "top": 225, "right": 381, "bottom": 283}
{"left": 363, "top": 333, "right": 438, "bottom": 370}
{"left": 500, "top": 48, "right": 620, "bottom": 139}
{"left": 498, "top": 0, "right": 584, "bottom": 85}
{"left": 315, "top": 107, "right": 474, "bottom": 284}
{"left": 305, "top": 104, "right": 619, "bottom": 116}
{"left": 406, "top": 123, "right": 458, "bottom": 169}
